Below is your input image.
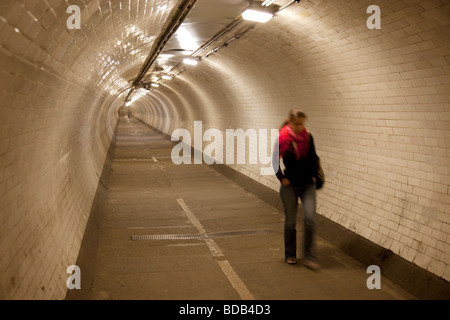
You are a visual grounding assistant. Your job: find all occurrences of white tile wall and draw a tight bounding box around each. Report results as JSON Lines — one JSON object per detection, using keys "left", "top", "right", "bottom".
{"left": 0, "top": 0, "right": 173, "bottom": 299}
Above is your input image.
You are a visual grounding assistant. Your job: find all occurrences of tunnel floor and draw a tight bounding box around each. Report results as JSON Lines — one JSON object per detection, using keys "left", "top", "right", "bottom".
{"left": 87, "top": 116, "right": 417, "bottom": 300}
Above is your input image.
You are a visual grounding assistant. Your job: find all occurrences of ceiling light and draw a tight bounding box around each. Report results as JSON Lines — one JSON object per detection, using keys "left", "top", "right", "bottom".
{"left": 177, "top": 25, "right": 200, "bottom": 51}
{"left": 159, "top": 54, "right": 174, "bottom": 60}
{"left": 151, "top": 83, "right": 160, "bottom": 87}
{"left": 183, "top": 57, "right": 199, "bottom": 66}
{"left": 262, "top": 0, "right": 276, "bottom": 6}
{"left": 242, "top": 9, "right": 274, "bottom": 23}
{"left": 162, "top": 75, "right": 172, "bottom": 80}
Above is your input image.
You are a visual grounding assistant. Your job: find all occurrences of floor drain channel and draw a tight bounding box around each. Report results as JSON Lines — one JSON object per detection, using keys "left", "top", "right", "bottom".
{"left": 131, "top": 229, "right": 277, "bottom": 241}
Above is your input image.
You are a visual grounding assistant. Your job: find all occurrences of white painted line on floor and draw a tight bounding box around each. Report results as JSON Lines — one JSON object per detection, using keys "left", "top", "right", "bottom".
{"left": 204, "top": 238, "right": 224, "bottom": 258}
{"left": 217, "top": 260, "right": 255, "bottom": 300}
{"left": 176, "top": 198, "right": 255, "bottom": 300}
{"left": 176, "top": 199, "right": 206, "bottom": 234}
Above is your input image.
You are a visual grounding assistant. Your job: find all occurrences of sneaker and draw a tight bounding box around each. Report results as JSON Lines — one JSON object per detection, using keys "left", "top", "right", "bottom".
{"left": 304, "top": 259, "right": 321, "bottom": 270}
{"left": 285, "top": 257, "right": 297, "bottom": 265}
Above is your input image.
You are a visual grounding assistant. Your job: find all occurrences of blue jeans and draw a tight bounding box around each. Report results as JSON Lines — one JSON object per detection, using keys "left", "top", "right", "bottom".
{"left": 280, "top": 183, "right": 317, "bottom": 261}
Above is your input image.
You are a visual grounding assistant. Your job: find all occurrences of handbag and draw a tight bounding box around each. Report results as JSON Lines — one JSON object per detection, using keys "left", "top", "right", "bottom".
{"left": 315, "top": 157, "right": 325, "bottom": 190}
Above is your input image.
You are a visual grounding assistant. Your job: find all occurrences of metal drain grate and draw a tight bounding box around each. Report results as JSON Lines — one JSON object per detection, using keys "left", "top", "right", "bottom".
{"left": 132, "top": 234, "right": 205, "bottom": 240}
{"left": 131, "top": 229, "right": 277, "bottom": 241}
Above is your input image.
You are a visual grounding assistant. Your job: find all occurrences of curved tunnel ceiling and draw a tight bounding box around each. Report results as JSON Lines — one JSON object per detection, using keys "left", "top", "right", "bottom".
{"left": 122, "top": 0, "right": 300, "bottom": 128}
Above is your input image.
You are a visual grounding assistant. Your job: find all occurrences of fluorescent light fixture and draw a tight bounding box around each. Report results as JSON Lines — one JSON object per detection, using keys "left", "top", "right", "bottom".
{"left": 125, "top": 101, "right": 132, "bottom": 107}
{"left": 162, "top": 75, "right": 172, "bottom": 80}
{"left": 159, "top": 54, "right": 174, "bottom": 60}
{"left": 151, "top": 83, "right": 160, "bottom": 87}
{"left": 177, "top": 26, "right": 199, "bottom": 51}
{"left": 183, "top": 57, "right": 198, "bottom": 66}
{"left": 262, "top": 0, "right": 276, "bottom": 6}
{"left": 242, "top": 9, "right": 274, "bottom": 23}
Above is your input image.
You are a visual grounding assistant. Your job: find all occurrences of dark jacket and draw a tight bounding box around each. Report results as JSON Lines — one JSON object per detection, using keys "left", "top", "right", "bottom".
{"left": 276, "top": 133, "right": 320, "bottom": 187}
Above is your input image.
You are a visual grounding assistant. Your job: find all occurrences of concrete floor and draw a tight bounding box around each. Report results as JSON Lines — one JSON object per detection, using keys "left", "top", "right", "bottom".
{"left": 88, "top": 116, "right": 417, "bottom": 300}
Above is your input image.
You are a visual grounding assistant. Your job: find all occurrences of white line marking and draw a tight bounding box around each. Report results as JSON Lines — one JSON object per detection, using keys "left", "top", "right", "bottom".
{"left": 204, "top": 238, "right": 224, "bottom": 258}
{"left": 176, "top": 199, "right": 206, "bottom": 234}
{"left": 176, "top": 198, "right": 255, "bottom": 300}
{"left": 217, "top": 260, "right": 255, "bottom": 300}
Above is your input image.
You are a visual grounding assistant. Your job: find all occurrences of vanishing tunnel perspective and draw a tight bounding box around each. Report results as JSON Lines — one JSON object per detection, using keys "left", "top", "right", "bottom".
{"left": 1, "top": 0, "right": 450, "bottom": 301}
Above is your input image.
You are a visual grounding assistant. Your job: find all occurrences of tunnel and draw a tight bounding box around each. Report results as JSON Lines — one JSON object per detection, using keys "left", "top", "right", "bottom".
{"left": 0, "top": 0, "right": 449, "bottom": 301}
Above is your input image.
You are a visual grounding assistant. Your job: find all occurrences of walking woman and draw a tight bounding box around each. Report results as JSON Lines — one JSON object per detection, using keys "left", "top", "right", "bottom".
{"left": 276, "top": 109, "right": 322, "bottom": 269}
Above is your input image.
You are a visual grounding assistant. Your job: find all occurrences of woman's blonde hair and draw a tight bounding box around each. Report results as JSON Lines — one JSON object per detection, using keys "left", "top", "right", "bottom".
{"left": 280, "top": 109, "right": 307, "bottom": 129}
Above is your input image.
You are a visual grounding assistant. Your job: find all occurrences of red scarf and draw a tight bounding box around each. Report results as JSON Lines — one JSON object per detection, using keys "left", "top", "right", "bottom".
{"left": 279, "top": 124, "right": 309, "bottom": 159}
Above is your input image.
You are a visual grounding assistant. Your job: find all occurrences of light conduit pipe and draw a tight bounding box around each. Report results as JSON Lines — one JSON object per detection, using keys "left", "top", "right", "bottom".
{"left": 126, "top": 0, "right": 199, "bottom": 102}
